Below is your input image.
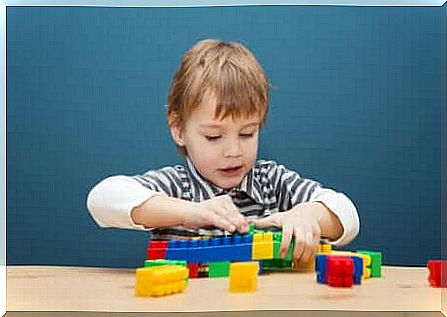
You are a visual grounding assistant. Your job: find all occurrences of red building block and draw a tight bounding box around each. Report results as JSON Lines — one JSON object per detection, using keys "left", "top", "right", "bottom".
{"left": 147, "top": 241, "right": 168, "bottom": 260}
{"left": 427, "top": 260, "right": 447, "bottom": 287}
{"left": 327, "top": 256, "right": 354, "bottom": 287}
{"left": 187, "top": 263, "right": 199, "bottom": 278}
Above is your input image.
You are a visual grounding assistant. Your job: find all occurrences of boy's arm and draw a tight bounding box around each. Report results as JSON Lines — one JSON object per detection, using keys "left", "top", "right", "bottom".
{"left": 308, "top": 188, "right": 360, "bottom": 246}
{"left": 130, "top": 195, "right": 195, "bottom": 228}
{"left": 87, "top": 175, "right": 247, "bottom": 232}
{"left": 86, "top": 175, "right": 164, "bottom": 230}
{"left": 265, "top": 161, "right": 360, "bottom": 246}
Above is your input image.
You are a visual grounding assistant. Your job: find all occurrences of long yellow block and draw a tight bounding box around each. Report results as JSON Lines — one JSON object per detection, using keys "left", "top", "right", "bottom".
{"left": 135, "top": 265, "right": 188, "bottom": 297}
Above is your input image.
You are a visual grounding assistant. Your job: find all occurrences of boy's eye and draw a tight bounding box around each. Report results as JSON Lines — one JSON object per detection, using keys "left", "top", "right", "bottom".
{"left": 205, "top": 135, "right": 221, "bottom": 141}
{"left": 240, "top": 133, "right": 254, "bottom": 138}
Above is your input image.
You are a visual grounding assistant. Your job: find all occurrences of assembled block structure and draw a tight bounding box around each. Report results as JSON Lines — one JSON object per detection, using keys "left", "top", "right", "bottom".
{"left": 139, "top": 225, "right": 383, "bottom": 293}
{"left": 315, "top": 245, "right": 382, "bottom": 287}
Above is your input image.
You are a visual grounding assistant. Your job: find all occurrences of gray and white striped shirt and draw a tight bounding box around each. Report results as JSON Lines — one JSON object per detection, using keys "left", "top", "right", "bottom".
{"left": 87, "top": 157, "right": 360, "bottom": 246}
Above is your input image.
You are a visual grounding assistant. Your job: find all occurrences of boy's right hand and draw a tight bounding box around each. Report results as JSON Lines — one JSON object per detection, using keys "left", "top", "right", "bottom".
{"left": 183, "top": 195, "right": 249, "bottom": 234}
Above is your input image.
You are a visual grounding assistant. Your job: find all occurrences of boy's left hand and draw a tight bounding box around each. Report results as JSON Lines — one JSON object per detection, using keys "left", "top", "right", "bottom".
{"left": 254, "top": 202, "right": 323, "bottom": 265}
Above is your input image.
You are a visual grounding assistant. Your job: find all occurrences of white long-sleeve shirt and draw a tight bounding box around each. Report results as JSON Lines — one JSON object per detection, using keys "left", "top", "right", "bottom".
{"left": 87, "top": 158, "right": 360, "bottom": 246}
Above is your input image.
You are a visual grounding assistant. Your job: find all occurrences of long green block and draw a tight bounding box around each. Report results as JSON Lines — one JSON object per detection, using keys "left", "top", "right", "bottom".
{"left": 357, "top": 250, "right": 382, "bottom": 277}
{"left": 262, "top": 259, "right": 292, "bottom": 269}
{"left": 144, "top": 259, "right": 187, "bottom": 268}
{"left": 209, "top": 261, "right": 230, "bottom": 278}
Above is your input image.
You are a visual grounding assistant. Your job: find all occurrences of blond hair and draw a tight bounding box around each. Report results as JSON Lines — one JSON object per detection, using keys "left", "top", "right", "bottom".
{"left": 167, "top": 39, "right": 269, "bottom": 156}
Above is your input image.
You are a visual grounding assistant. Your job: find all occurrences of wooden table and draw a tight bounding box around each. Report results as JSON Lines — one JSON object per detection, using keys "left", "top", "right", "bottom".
{"left": 5, "top": 265, "right": 446, "bottom": 317}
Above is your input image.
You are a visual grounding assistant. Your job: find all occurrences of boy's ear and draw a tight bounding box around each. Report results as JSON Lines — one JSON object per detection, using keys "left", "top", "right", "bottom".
{"left": 167, "top": 112, "right": 185, "bottom": 146}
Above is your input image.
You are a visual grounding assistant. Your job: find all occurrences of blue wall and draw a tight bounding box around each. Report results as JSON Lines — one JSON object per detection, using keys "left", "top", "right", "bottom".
{"left": 7, "top": 5, "right": 444, "bottom": 267}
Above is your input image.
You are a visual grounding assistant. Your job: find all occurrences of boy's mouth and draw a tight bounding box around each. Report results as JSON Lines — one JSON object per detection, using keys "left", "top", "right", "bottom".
{"left": 219, "top": 166, "right": 243, "bottom": 177}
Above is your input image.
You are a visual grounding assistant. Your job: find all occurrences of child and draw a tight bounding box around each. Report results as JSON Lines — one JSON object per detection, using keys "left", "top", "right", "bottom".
{"left": 87, "top": 39, "right": 360, "bottom": 265}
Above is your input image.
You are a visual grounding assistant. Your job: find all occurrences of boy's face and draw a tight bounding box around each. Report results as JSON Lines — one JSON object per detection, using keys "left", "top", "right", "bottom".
{"left": 171, "top": 96, "right": 261, "bottom": 189}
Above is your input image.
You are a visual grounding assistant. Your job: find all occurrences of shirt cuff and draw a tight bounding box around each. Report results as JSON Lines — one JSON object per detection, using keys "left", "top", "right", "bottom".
{"left": 87, "top": 175, "right": 162, "bottom": 230}
{"left": 309, "top": 187, "right": 360, "bottom": 246}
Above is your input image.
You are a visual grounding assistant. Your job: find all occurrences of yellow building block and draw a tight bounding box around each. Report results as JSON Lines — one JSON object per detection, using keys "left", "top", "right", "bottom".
{"left": 135, "top": 265, "right": 188, "bottom": 297}
{"left": 252, "top": 232, "right": 273, "bottom": 260}
{"left": 320, "top": 244, "right": 332, "bottom": 253}
{"left": 294, "top": 256, "right": 315, "bottom": 270}
{"left": 229, "top": 262, "right": 259, "bottom": 293}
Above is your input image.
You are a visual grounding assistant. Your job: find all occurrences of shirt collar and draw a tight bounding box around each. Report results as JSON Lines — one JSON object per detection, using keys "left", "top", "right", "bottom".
{"left": 185, "top": 156, "right": 264, "bottom": 205}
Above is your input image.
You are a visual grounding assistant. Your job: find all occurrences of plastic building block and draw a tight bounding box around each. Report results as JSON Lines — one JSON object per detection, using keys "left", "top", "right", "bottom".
{"left": 248, "top": 223, "right": 255, "bottom": 235}
{"left": 135, "top": 265, "right": 188, "bottom": 296}
{"left": 209, "top": 261, "right": 230, "bottom": 278}
{"left": 263, "top": 259, "right": 292, "bottom": 270}
{"left": 351, "top": 256, "right": 363, "bottom": 285}
{"left": 315, "top": 254, "right": 328, "bottom": 284}
{"left": 316, "top": 254, "right": 361, "bottom": 285}
{"left": 357, "top": 250, "right": 382, "bottom": 277}
{"left": 320, "top": 244, "right": 332, "bottom": 253}
{"left": 187, "top": 263, "right": 199, "bottom": 278}
{"left": 252, "top": 232, "right": 273, "bottom": 260}
{"left": 427, "top": 260, "right": 447, "bottom": 287}
{"left": 198, "top": 263, "right": 209, "bottom": 278}
{"left": 326, "top": 256, "right": 354, "bottom": 287}
{"left": 165, "top": 235, "right": 252, "bottom": 262}
{"left": 147, "top": 240, "right": 168, "bottom": 260}
{"left": 273, "top": 232, "right": 294, "bottom": 261}
{"left": 144, "top": 259, "right": 187, "bottom": 268}
{"left": 294, "top": 257, "right": 315, "bottom": 271}
{"left": 258, "top": 261, "right": 263, "bottom": 275}
{"left": 229, "top": 261, "right": 259, "bottom": 292}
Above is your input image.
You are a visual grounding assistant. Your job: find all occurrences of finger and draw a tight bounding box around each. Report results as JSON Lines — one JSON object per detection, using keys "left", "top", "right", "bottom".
{"left": 281, "top": 224, "right": 293, "bottom": 258}
{"left": 300, "top": 231, "right": 318, "bottom": 263}
{"left": 292, "top": 227, "right": 305, "bottom": 263}
{"left": 209, "top": 212, "right": 236, "bottom": 233}
{"left": 222, "top": 196, "right": 248, "bottom": 229}
{"left": 254, "top": 216, "right": 275, "bottom": 229}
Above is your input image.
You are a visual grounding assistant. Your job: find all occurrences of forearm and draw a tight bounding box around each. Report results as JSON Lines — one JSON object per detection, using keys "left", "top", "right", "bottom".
{"left": 131, "top": 195, "right": 195, "bottom": 228}
{"left": 309, "top": 202, "right": 343, "bottom": 241}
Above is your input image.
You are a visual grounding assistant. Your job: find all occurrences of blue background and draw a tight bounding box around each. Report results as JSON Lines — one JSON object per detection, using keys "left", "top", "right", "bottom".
{"left": 7, "top": 5, "right": 444, "bottom": 267}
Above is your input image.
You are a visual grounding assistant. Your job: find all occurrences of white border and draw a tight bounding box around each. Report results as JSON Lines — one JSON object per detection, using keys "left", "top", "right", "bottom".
{"left": 0, "top": 0, "right": 5, "bottom": 315}
{"left": 1, "top": 1, "right": 445, "bottom": 316}
{"left": 2, "top": 0, "right": 447, "bottom": 6}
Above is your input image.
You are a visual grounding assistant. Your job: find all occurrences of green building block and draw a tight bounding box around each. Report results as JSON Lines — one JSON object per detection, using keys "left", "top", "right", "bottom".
{"left": 209, "top": 261, "right": 230, "bottom": 278}
{"left": 262, "top": 259, "right": 292, "bottom": 270}
{"left": 357, "top": 250, "right": 382, "bottom": 277}
{"left": 248, "top": 223, "right": 255, "bottom": 235}
{"left": 273, "top": 232, "right": 294, "bottom": 261}
{"left": 144, "top": 259, "right": 187, "bottom": 268}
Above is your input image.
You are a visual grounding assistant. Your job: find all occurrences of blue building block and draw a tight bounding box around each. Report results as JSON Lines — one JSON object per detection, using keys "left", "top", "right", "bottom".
{"left": 165, "top": 234, "right": 253, "bottom": 263}
{"left": 352, "top": 256, "right": 363, "bottom": 285}
{"left": 315, "top": 254, "right": 327, "bottom": 284}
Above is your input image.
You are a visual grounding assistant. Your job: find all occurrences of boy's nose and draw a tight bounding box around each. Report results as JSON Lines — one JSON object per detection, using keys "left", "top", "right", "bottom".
{"left": 223, "top": 140, "right": 243, "bottom": 157}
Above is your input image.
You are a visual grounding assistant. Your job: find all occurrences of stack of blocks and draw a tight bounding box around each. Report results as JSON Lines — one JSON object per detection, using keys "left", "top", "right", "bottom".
{"left": 315, "top": 244, "right": 382, "bottom": 287}
{"left": 138, "top": 225, "right": 383, "bottom": 295}
{"left": 145, "top": 226, "right": 302, "bottom": 280}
